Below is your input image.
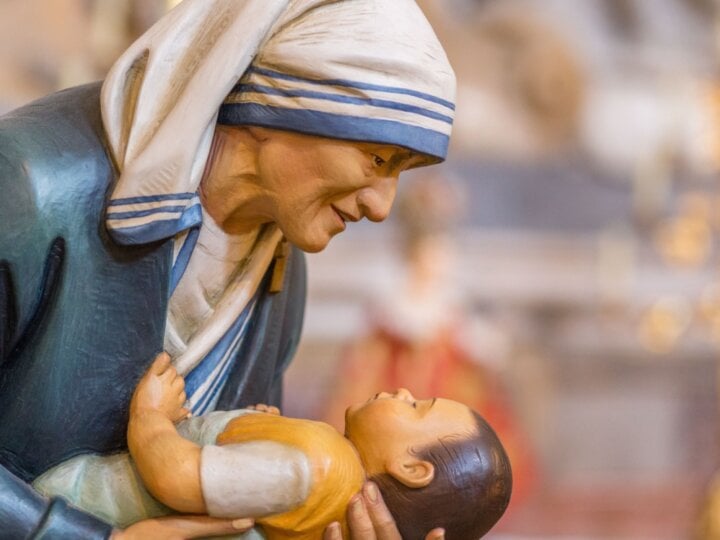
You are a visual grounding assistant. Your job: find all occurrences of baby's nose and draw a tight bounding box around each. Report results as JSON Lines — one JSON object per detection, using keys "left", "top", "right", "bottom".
{"left": 394, "top": 388, "right": 415, "bottom": 401}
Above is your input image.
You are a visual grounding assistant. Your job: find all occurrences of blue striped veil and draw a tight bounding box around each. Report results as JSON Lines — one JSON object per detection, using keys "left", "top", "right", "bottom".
{"left": 102, "top": 0, "right": 456, "bottom": 246}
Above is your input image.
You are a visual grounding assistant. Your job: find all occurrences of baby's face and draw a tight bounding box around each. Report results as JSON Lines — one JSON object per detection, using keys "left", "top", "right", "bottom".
{"left": 344, "top": 389, "right": 477, "bottom": 477}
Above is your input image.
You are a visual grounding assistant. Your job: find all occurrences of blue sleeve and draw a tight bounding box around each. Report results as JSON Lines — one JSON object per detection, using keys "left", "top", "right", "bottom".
{"left": 0, "top": 134, "right": 113, "bottom": 540}
{"left": 0, "top": 466, "right": 113, "bottom": 540}
{"left": 0, "top": 141, "right": 56, "bottom": 366}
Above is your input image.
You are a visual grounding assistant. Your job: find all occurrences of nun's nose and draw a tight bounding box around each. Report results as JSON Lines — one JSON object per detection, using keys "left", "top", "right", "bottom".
{"left": 357, "top": 175, "right": 398, "bottom": 223}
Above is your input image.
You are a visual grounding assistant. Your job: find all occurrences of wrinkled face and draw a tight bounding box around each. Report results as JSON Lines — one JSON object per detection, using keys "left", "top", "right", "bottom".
{"left": 254, "top": 129, "right": 423, "bottom": 252}
{"left": 344, "top": 389, "right": 477, "bottom": 477}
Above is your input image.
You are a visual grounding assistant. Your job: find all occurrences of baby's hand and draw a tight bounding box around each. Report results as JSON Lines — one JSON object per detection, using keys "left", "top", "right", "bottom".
{"left": 247, "top": 403, "right": 281, "bottom": 415}
{"left": 131, "top": 352, "right": 189, "bottom": 423}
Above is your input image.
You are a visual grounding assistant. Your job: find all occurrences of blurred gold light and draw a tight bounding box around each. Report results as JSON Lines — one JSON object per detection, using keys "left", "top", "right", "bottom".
{"left": 654, "top": 193, "right": 713, "bottom": 268}
{"left": 166, "top": 0, "right": 182, "bottom": 10}
{"left": 698, "top": 283, "right": 720, "bottom": 343}
{"left": 637, "top": 296, "right": 692, "bottom": 354}
{"left": 707, "top": 82, "right": 720, "bottom": 172}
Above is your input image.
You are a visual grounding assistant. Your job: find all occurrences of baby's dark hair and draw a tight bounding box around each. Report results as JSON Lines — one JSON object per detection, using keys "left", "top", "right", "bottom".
{"left": 372, "top": 411, "right": 512, "bottom": 540}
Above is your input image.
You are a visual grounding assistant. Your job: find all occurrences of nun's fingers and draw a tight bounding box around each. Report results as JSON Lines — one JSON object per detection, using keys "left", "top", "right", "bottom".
{"left": 323, "top": 521, "right": 343, "bottom": 540}
{"left": 112, "top": 515, "right": 254, "bottom": 539}
{"left": 347, "top": 491, "right": 404, "bottom": 540}
{"left": 357, "top": 482, "right": 443, "bottom": 540}
{"left": 362, "top": 482, "right": 402, "bottom": 540}
{"left": 347, "top": 496, "right": 375, "bottom": 540}
{"left": 253, "top": 404, "right": 280, "bottom": 415}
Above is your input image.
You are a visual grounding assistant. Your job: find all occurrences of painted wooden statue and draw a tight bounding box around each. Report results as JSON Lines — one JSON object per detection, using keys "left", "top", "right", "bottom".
{"left": 34, "top": 354, "right": 512, "bottom": 539}
{"left": 0, "top": 0, "right": 475, "bottom": 538}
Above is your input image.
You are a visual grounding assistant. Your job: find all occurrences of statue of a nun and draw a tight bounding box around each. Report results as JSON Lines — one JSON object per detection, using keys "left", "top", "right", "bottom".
{"left": 0, "top": 1, "right": 455, "bottom": 538}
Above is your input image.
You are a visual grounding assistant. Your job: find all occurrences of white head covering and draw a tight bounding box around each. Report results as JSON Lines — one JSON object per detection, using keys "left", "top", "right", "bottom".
{"left": 102, "top": 0, "right": 456, "bottom": 245}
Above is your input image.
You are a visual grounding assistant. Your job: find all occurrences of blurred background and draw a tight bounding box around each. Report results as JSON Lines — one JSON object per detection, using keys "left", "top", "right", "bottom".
{"left": 2, "top": 0, "right": 720, "bottom": 538}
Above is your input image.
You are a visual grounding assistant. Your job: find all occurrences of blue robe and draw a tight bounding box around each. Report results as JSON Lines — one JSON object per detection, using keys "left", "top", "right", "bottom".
{"left": 0, "top": 83, "right": 306, "bottom": 539}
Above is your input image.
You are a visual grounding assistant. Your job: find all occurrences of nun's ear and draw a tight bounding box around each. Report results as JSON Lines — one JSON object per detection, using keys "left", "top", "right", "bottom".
{"left": 386, "top": 456, "right": 435, "bottom": 488}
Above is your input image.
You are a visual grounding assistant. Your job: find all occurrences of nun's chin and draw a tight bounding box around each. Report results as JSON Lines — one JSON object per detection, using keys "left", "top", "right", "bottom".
{"left": 284, "top": 230, "right": 335, "bottom": 254}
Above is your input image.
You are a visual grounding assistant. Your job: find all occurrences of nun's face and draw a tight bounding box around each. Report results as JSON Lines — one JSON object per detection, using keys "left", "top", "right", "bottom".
{"left": 253, "top": 127, "right": 421, "bottom": 252}
{"left": 200, "top": 126, "right": 424, "bottom": 252}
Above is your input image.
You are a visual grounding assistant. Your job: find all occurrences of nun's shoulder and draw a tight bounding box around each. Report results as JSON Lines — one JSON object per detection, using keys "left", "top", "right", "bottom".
{"left": 0, "top": 82, "right": 112, "bottom": 192}
{"left": 0, "top": 83, "right": 114, "bottom": 229}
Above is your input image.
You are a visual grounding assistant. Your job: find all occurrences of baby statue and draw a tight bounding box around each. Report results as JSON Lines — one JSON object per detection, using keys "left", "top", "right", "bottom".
{"left": 34, "top": 354, "right": 512, "bottom": 539}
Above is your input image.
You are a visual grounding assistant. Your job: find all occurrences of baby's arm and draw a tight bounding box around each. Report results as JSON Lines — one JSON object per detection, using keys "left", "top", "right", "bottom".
{"left": 128, "top": 353, "right": 206, "bottom": 514}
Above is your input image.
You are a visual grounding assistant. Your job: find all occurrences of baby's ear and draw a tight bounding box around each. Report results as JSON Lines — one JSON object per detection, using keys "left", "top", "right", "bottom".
{"left": 386, "top": 456, "right": 435, "bottom": 488}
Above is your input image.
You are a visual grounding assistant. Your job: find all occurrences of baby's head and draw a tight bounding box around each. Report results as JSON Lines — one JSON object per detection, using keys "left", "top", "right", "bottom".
{"left": 345, "top": 389, "right": 512, "bottom": 539}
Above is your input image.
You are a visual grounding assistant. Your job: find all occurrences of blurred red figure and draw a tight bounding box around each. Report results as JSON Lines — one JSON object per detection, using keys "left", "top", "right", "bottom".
{"left": 322, "top": 175, "right": 536, "bottom": 506}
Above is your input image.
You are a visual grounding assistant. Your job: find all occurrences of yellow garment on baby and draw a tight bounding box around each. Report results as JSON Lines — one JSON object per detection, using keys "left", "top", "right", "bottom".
{"left": 218, "top": 414, "right": 365, "bottom": 540}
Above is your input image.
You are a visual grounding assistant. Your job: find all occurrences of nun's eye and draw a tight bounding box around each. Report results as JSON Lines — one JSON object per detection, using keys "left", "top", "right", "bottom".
{"left": 372, "top": 154, "right": 386, "bottom": 167}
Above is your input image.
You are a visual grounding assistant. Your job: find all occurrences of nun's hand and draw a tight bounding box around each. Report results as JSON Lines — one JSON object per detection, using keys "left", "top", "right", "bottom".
{"left": 323, "top": 482, "right": 445, "bottom": 540}
{"left": 112, "top": 516, "right": 253, "bottom": 539}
